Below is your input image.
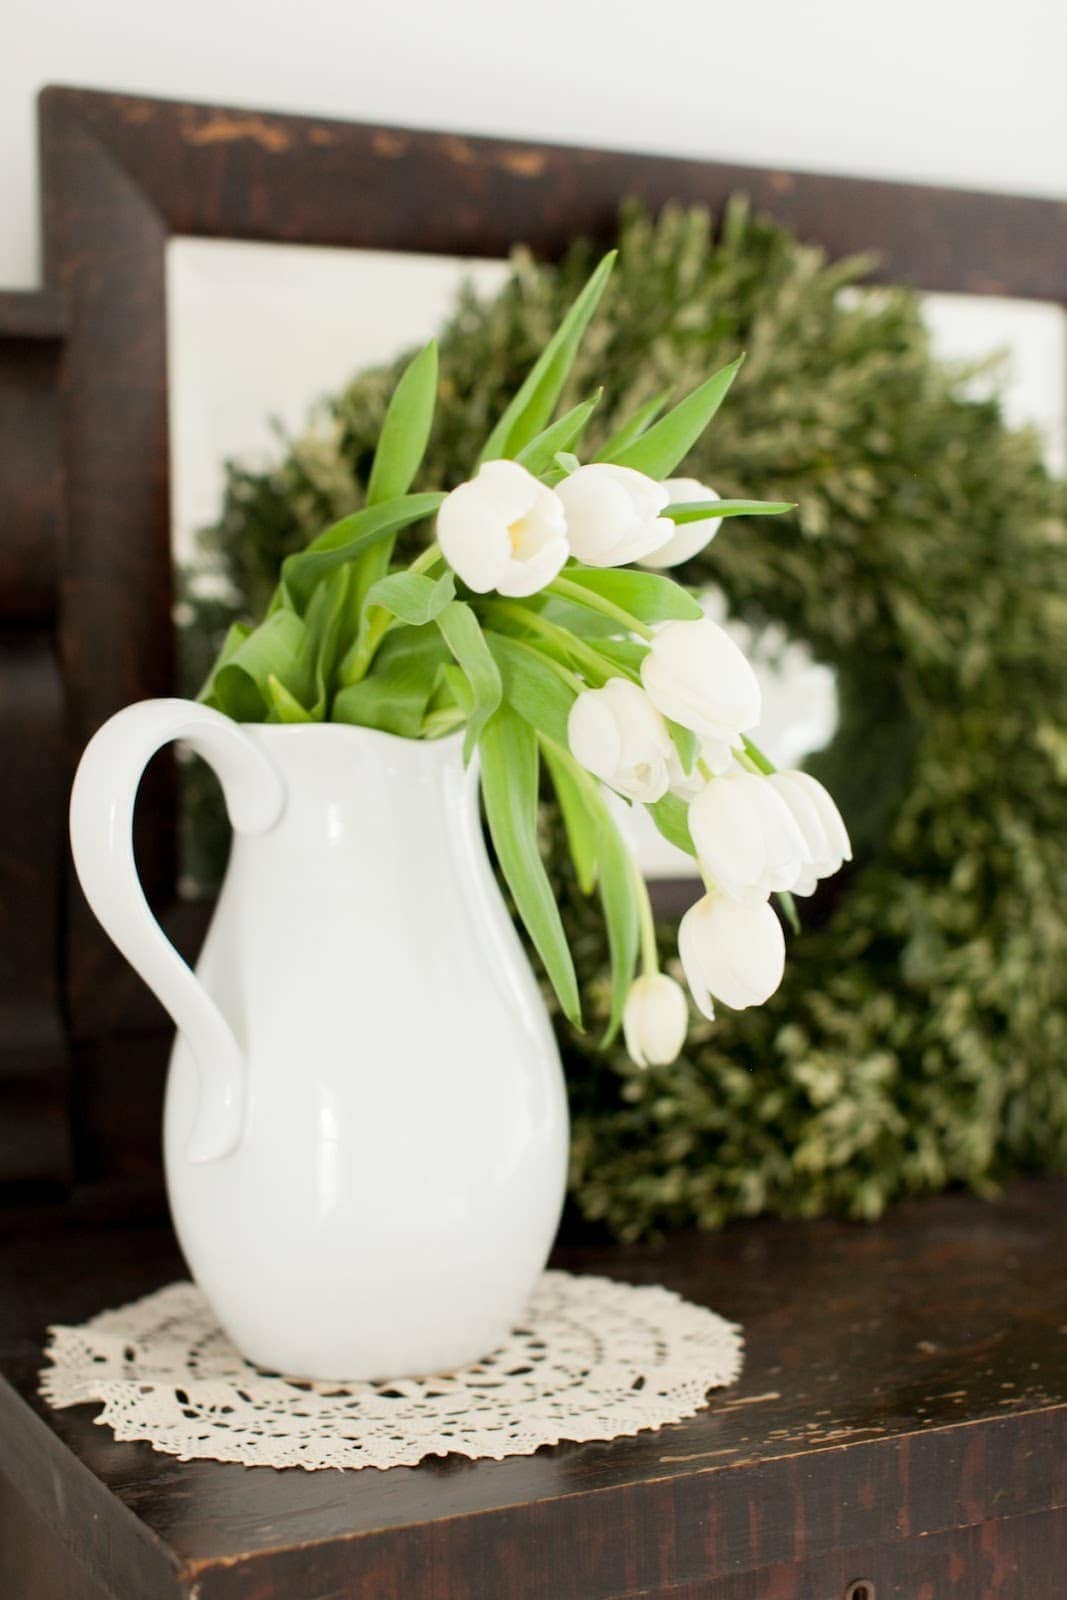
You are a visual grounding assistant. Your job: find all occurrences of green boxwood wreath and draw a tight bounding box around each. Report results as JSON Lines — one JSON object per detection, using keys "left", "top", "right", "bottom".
{"left": 179, "top": 200, "right": 1067, "bottom": 1239}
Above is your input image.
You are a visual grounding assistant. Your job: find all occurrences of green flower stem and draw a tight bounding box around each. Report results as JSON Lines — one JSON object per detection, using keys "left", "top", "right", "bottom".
{"left": 409, "top": 540, "right": 443, "bottom": 576}
{"left": 490, "top": 629, "right": 586, "bottom": 694}
{"left": 480, "top": 600, "right": 633, "bottom": 686}
{"left": 548, "top": 575, "right": 655, "bottom": 641}
{"left": 740, "top": 733, "right": 777, "bottom": 774}
{"left": 630, "top": 851, "right": 660, "bottom": 978}
{"left": 421, "top": 706, "right": 467, "bottom": 739}
{"left": 341, "top": 542, "right": 445, "bottom": 686}
{"left": 540, "top": 730, "right": 658, "bottom": 979}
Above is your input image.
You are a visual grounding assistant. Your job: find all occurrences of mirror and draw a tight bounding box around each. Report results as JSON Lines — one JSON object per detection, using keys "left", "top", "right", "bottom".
{"left": 167, "top": 238, "right": 512, "bottom": 573}
{"left": 167, "top": 237, "right": 1067, "bottom": 884}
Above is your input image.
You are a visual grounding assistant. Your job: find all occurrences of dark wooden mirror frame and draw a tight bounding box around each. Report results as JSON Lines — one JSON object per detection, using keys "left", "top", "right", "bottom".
{"left": 1, "top": 84, "right": 1065, "bottom": 1201}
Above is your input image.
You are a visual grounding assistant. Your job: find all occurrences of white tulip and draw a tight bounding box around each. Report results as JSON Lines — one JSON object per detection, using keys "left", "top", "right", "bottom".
{"left": 437, "top": 459, "right": 569, "bottom": 597}
{"left": 640, "top": 618, "right": 761, "bottom": 742}
{"left": 678, "top": 893, "right": 786, "bottom": 1018}
{"left": 668, "top": 735, "right": 735, "bottom": 800}
{"left": 688, "top": 771, "right": 810, "bottom": 904}
{"left": 640, "top": 479, "right": 722, "bottom": 569}
{"left": 767, "top": 770, "right": 852, "bottom": 895}
{"left": 567, "top": 678, "right": 674, "bottom": 803}
{"left": 555, "top": 464, "right": 673, "bottom": 567}
{"left": 623, "top": 973, "right": 689, "bottom": 1067}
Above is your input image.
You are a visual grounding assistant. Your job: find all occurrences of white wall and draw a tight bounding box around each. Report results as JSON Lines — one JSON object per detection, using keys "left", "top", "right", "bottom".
{"left": 5, "top": 0, "right": 1067, "bottom": 289}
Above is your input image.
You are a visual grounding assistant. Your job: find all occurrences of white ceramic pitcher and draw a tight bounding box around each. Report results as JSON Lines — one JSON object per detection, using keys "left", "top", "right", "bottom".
{"left": 69, "top": 701, "right": 568, "bottom": 1380}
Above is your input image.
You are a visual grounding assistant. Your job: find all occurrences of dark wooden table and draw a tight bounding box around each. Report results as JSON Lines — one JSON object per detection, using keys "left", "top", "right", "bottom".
{"left": 1, "top": 1182, "right": 1065, "bottom": 1599}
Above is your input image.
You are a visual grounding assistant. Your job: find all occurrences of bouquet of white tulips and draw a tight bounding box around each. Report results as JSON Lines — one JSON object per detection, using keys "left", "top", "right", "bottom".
{"left": 200, "top": 251, "right": 850, "bottom": 1068}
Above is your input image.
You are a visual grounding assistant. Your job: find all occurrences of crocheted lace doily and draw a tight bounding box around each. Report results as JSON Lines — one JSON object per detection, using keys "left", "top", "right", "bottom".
{"left": 40, "top": 1271, "right": 743, "bottom": 1471}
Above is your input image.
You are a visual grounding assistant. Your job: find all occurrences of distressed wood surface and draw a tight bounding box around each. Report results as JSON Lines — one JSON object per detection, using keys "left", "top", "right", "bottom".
{"left": 1, "top": 1180, "right": 1064, "bottom": 1597}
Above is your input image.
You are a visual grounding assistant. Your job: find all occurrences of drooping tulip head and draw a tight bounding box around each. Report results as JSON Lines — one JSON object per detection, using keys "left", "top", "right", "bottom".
{"left": 567, "top": 678, "right": 674, "bottom": 803}
{"left": 688, "top": 770, "right": 810, "bottom": 904}
{"left": 678, "top": 892, "right": 786, "bottom": 1018}
{"left": 623, "top": 973, "right": 689, "bottom": 1067}
{"left": 767, "top": 770, "right": 852, "bottom": 895}
{"left": 641, "top": 618, "right": 761, "bottom": 743}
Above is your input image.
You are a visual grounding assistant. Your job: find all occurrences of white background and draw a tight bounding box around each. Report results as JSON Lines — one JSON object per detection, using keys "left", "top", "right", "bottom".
{"left": 4, "top": 0, "right": 1067, "bottom": 289}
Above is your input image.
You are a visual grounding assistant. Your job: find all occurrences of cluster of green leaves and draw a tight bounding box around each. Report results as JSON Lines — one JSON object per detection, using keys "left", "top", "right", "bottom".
{"left": 181, "top": 199, "right": 1067, "bottom": 1240}
{"left": 195, "top": 246, "right": 785, "bottom": 1043}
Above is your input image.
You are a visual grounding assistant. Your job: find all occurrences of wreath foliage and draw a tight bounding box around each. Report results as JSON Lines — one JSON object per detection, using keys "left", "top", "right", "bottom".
{"left": 180, "top": 200, "right": 1067, "bottom": 1238}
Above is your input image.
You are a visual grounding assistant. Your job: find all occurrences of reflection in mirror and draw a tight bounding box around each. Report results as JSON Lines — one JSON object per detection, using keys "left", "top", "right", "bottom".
{"left": 167, "top": 239, "right": 510, "bottom": 568}
{"left": 841, "top": 287, "right": 1066, "bottom": 473}
{"left": 168, "top": 239, "right": 1067, "bottom": 885}
{"left": 630, "top": 289, "right": 1067, "bottom": 880}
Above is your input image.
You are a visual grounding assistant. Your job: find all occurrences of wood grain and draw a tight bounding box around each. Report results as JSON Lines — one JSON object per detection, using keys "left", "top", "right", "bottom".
{"left": 1, "top": 1181, "right": 1064, "bottom": 1597}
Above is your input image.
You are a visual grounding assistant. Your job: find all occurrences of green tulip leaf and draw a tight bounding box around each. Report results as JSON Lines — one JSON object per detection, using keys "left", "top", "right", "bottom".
{"left": 347, "top": 341, "right": 442, "bottom": 650}
{"left": 196, "top": 620, "right": 251, "bottom": 700}
{"left": 561, "top": 566, "right": 704, "bottom": 624}
{"left": 281, "top": 493, "right": 445, "bottom": 610}
{"left": 514, "top": 393, "right": 601, "bottom": 478}
{"left": 332, "top": 626, "right": 449, "bottom": 738}
{"left": 590, "top": 638, "right": 649, "bottom": 676}
{"left": 478, "top": 251, "right": 617, "bottom": 464}
{"left": 595, "top": 390, "right": 671, "bottom": 462}
{"left": 542, "top": 743, "right": 598, "bottom": 896}
{"left": 777, "top": 889, "right": 801, "bottom": 934}
{"left": 201, "top": 609, "right": 311, "bottom": 722}
{"left": 666, "top": 498, "right": 795, "bottom": 523}
{"left": 364, "top": 569, "right": 456, "bottom": 627}
{"left": 479, "top": 706, "right": 581, "bottom": 1028}
{"left": 486, "top": 632, "right": 575, "bottom": 748}
{"left": 666, "top": 718, "right": 700, "bottom": 775}
{"left": 266, "top": 674, "right": 315, "bottom": 723}
{"left": 593, "top": 803, "right": 640, "bottom": 1045}
{"left": 541, "top": 743, "right": 638, "bottom": 1043}
{"left": 611, "top": 355, "right": 744, "bottom": 479}
{"left": 537, "top": 596, "right": 620, "bottom": 639}
{"left": 647, "top": 792, "right": 698, "bottom": 858}
{"left": 366, "top": 340, "right": 438, "bottom": 507}
{"left": 435, "top": 601, "right": 503, "bottom": 762}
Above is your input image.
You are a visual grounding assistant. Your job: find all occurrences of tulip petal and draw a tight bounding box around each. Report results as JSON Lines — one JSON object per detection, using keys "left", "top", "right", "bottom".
{"left": 640, "top": 482, "right": 722, "bottom": 569}
{"left": 568, "top": 691, "right": 624, "bottom": 787}
{"left": 712, "top": 899, "right": 786, "bottom": 1008}
{"left": 557, "top": 464, "right": 671, "bottom": 568}
{"left": 437, "top": 480, "right": 511, "bottom": 593}
{"left": 679, "top": 893, "right": 785, "bottom": 1015}
{"left": 623, "top": 973, "right": 689, "bottom": 1066}
{"left": 641, "top": 619, "right": 761, "bottom": 740}
{"left": 689, "top": 775, "right": 768, "bottom": 902}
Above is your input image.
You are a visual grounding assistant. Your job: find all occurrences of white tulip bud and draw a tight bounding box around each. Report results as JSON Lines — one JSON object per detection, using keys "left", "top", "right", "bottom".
{"left": 668, "top": 735, "right": 735, "bottom": 800}
{"left": 437, "top": 459, "right": 569, "bottom": 597}
{"left": 623, "top": 973, "right": 689, "bottom": 1067}
{"left": 688, "top": 770, "right": 811, "bottom": 905}
{"left": 640, "top": 618, "right": 761, "bottom": 742}
{"left": 678, "top": 892, "right": 786, "bottom": 1019}
{"left": 639, "top": 479, "right": 722, "bottom": 569}
{"left": 767, "top": 770, "right": 852, "bottom": 895}
{"left": 555, "top": 464, "right": 673, "bottom": 567}
{"left": 567, "top": 678, "right": 674, "bottom": 803}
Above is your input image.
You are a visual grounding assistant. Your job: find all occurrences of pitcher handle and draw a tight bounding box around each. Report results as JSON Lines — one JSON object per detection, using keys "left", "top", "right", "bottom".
{"left": 69, "top": 699, "right": 286, "bottom": 1164}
